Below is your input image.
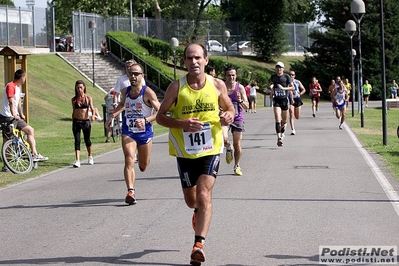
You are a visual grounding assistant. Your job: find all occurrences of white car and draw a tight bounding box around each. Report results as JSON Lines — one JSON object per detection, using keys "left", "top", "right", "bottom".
{"left": 207, "top": 40, "right": 227, "bottom": 52}
{"left": 228, "top": 41, "right": 251, "bottom": 51}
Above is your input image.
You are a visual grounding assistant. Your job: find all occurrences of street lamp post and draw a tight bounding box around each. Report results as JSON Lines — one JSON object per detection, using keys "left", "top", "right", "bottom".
{"left": 351, "top": 0, "right": 366, "bottom": 127}
{"left": 169, "top": 37, "right": 179, "bottom": 80}
{"left": 380, "top": 0, "right": 387, "bottom": 145}
{"left": 224, "top": 30, "right": 230, "bottom": 60}
{"left": 345, "top": 20, "right": 356, "bottom": 118}
{"left": 89, "top": 20, "right": 96, "bottom": 87}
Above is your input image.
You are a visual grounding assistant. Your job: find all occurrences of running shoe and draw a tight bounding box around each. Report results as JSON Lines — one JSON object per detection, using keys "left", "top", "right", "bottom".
{"left": 192, "top": 209, "right": 197, "bottom": 231}
{"left": 125, "top": 190, "right": 137, "bottom": 205}
{"left": 339, "top": 124, "right": 343, "bottom": 130}
{"left": 33, "top": 153, "right": 49, "bottom": 162}
{"left": 234, "top": 165, "right": 242, "bottom": 176}
{"left": 291, "top": 129, "right": 296, "bottom": 135}
{"left": 277, "top": 138, "right": 283, "bottom": 147}
{"left": 2, "top": 166, "right": 9, "bottom": 172}
{"left": 73, "top": 160, "right": 80, "bottom": 168}
{"left": 312, "top": 114, "right": 316, "bottom": 117}
{"left": 226, "top": 148, "right": 233, "bottom": 164}
{"left": 190, "top": 242, "right": 206, "bottom": 266}
{"left": 88, "top": 156, "right": 94, "bottom": 165}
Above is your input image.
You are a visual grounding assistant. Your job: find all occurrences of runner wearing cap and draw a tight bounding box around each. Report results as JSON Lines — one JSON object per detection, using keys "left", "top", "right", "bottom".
{"left": 269, "top": 62, "right": 294, "bottom": 147}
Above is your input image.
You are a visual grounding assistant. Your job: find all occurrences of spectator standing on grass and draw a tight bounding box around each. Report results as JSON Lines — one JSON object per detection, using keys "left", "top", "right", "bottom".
{"left": 156, "top": 43, "right": 234, "bottom": 266}
{"left": 390, "top": 80, "right": 398, "bottom": 99}
{"left": 288, "top": 70, "right": 306, "bottom": 135}
{"left": 224, "top": 67, "right": 249, "bottom": 176}
{"left": 270, "top": 62, "right": 294, "bottom": 147}
{"left": 309, "top": 76, "right": 322, "bottom": 117}
{"left": 0, "top": 69, "right": 48, "bottom": 172}
{"left": 71, "top": 80, "right": 97, "bottom": 168}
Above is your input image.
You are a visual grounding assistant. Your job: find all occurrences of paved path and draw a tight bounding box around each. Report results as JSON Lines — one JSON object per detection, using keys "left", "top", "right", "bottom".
{"left": 1, "top": 101, "right": 399, "bottom": 265}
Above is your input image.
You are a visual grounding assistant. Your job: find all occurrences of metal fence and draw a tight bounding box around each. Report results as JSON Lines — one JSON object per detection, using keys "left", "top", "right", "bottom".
{"left": 72, "top": 10, "right": 317, "bottom": 54}
{"left": 0, "top": 5, "right": 50, "bottom": 48}
{"left": 0, "top": 6, "right": 317, "bottom": 54}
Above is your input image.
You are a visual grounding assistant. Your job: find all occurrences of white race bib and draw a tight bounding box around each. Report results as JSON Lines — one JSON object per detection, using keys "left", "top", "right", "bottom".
{"left": 183, "top": 122, "right": 214, "bottom": 154}
{"left": 126, "top": 113, "right": 145, "bottom": 133}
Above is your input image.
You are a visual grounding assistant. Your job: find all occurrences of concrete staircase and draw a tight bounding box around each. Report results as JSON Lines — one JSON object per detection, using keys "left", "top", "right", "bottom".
{"left": 57, "top": 52, "right": 165, "bottom": 102}
{"left": 57, "top": 52, "right": 125, "bottom": 92}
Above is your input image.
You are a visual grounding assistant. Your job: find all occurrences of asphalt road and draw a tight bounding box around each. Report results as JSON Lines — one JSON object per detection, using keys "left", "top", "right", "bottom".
{"left": 1, "top": 101, "right": 398, "bottom": 266}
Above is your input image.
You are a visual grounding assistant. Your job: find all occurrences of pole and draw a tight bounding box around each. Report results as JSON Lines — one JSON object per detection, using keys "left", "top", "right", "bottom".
{"left": 173, "top": 49, "right": 176, "bottom": 80}
{"left": 91, "top": 31, "right": 95, "bottom": 87}
{"left": 350, "top": 36, "right": 355, "bottom": 117}
{"left": 359, "top": 20, "right": 364, "bottom": 127}
{"left": 130, "top": 0, "right": 133, "bottom": 33}
{"left": 380, "top": 0, "right": 387, "bottom": 145}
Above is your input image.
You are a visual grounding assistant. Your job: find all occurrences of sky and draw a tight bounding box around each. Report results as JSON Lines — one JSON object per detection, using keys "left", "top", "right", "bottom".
{"left": 12, "top": 0, "right": 48, "bottom": 8}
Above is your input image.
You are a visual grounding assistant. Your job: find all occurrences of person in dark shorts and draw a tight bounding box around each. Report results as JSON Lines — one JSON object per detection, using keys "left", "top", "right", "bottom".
{"left": 288, "top": 71, "right": 306, "bottom": 135}
{"left": 269, "top": 62, "right": 294, "bottom": 147}
{"left": 156, "top": 43, "right": 235, "bottom": 266}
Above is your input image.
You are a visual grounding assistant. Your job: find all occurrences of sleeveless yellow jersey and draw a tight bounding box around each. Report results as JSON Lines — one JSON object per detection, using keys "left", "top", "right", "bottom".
{"left": 168, "top": 74, "right": 223, "bottom": 158}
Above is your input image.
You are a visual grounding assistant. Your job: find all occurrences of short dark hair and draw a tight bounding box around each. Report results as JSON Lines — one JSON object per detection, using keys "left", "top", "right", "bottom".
{"left": 14, "top": 69, "right": 25, "bottom": 80}
{"left": 224, "top": 66, "right": 237, "bottom": 74}
{"left": 206, "top": 66, "right": 215, "bottom": 75}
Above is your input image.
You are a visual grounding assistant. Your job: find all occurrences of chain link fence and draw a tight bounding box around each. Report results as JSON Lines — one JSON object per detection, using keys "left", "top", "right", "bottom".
{"left": 0, "top": 6, "right": 317, "bottom": 54}
{"left": 72, "top": 10, "right": 317, "bottom": 54}
{"left": 0, "top": 5, "right": 50, "bottom": 48}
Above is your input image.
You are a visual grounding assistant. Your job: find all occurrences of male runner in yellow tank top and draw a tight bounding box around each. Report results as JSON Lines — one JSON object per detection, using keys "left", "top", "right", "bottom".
{"left": 156, "top": 43, "right": 234, "bottom": 266}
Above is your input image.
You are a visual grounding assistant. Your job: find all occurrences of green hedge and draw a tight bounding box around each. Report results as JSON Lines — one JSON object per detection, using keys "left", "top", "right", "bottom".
{"left": 106, "top": 31, "right": 270, "bottom": 92}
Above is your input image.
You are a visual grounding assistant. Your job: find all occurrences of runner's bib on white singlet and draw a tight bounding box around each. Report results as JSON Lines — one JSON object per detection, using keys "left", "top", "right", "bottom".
{"left": 183, "top": 122, "right": 213, "bottom": 154}
{"left": 126, "top": 113, "right": 145, "bottom": 133}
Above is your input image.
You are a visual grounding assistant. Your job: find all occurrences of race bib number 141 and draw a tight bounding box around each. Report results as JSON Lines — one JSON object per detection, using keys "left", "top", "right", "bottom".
{"left": 183, "top": 122, "right": 214, "bottom": 154}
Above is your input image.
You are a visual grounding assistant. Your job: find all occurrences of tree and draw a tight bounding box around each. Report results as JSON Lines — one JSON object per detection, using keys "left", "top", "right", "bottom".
{"left": 53, "top": 0, "right": 132, "bottom": 34}
{"left": 220, "top": 0, "right": 316, "bottom": 61}
{"left": 0, "top": 0, "right": 14, "bottom": 6}
{"left": 293, "top": 0, "right": 399, "bottom": 100}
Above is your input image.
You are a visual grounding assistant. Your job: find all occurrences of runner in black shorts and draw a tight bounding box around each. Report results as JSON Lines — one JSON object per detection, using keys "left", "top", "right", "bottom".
{"left": 177, "top": 155, "right": 220, "bottom": 188}
{"left": 270, "top": 62, "right": 294, "bottom": 147}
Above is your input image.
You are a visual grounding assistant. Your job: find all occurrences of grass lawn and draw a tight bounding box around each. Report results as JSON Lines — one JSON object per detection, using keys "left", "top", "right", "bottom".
{"left": 347, "top": 106, "right": 399, "bottom": 181}
{"left": 0, "top": 54, "right": 166, "bottom": 187}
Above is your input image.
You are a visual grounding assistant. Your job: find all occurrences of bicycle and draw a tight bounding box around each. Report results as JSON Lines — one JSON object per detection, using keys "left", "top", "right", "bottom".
{"left": 110, "top": 114, "right": 122, "bottom": 143}
{"left": 0, "top": 120, "right": 36, "bottom": 174}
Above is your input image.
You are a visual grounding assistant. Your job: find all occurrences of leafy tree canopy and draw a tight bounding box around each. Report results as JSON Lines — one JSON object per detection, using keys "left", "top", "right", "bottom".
{"left": 293, "top": 0, "right": 399, "bottom": 100}
{"left": 0, "top": 0, "right": 14, "bottom": 6}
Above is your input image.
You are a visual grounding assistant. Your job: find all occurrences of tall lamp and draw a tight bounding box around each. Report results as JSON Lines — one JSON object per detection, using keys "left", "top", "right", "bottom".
{"left": 89, "top": 20, "right": 96, "bottom": 87}
{"left": 224, "top": 30, "right": 230, "bottom": 60}
{"left": 345, "top": 20, "right": 356, "bottom": 118}
{"left": 170, "top": 37, "right": 179, "bottom": 80}
{"left": 380, "top": 0, "right": 387, "bottom": 145}
{"left": 351, "top": 0, "right": 365, "bottom": 127}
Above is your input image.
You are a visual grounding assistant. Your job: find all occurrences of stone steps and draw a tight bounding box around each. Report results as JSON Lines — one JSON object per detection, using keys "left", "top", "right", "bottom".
{"left": 57, "top": 52, "right": 165, "bottom": 101}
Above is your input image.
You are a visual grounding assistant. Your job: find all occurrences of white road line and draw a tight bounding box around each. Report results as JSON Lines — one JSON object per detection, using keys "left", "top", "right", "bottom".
{"left": 346, "top": 125, "right": 399, "bottom": 217}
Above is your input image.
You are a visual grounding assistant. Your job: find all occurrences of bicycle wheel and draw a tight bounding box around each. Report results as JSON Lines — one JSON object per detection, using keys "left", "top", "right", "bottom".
{"left": 115, "top": 120, "right": 122, "bottom": 142}
{"left": 111, "top": 118, "right": 122, "bottom": 143}
{"left": 2, "top": 138, "right": 33, "bottom": 174}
